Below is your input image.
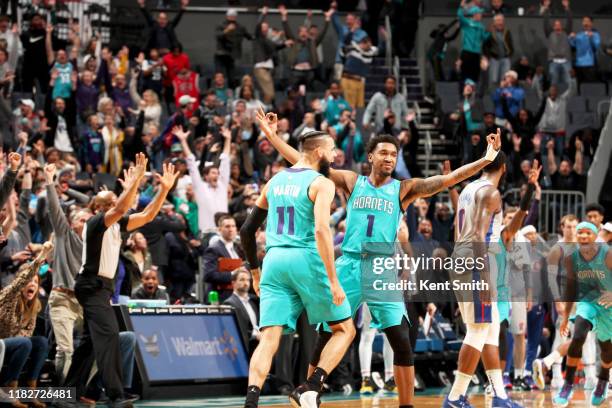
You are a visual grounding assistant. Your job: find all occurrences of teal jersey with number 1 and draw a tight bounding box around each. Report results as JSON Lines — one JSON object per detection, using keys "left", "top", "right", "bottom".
{"left": 341, "top": 175, "right": 402, "bottom": 256}
{"left": 265, "top": 168, "right": 321, "bottom": 250}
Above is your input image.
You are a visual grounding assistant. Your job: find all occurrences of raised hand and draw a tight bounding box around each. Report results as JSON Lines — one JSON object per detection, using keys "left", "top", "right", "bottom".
{"left": 133, "top": 152, "right": 148, "bottom": 180}
{"left": 528, "top": 159, "right": 542, "bottom": 185}
{"left": 255, "top": 106, "right": 278, "bottom": 139}
{"left": 157, "top": 162, "right": 180, "bottom": 191}
{"left": 44, "top": 163, "right": 56, "bottom": 184}
{"left": 442, "top": 160, "right": 451, "bottom": 176}
{"left": 221, "top": 126, "right": 232, "bottom": 141}
{"left": 171, "top": 125, "right": 190, "bottom": 142}
{"left": 8, "top": 152, "right": 21, "bottom": 171}
{"left": 484, "top": 128, "right": 502, "bottom": 161}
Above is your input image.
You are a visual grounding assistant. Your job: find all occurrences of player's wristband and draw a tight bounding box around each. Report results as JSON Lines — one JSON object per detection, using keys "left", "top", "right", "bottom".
{"left": 519, "top": 183, "right": 535, "bottom": 211}
{"left": 484, "top": 143, "right": 499, "bottom": 162}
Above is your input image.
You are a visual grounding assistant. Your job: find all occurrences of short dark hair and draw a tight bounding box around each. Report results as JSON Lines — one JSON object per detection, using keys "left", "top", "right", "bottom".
{"left": 483, "top": 150, "right": 507, "bottom": 173}
{"left": 217, "top": 214, "right": 235, "bottom": 227}
{"left": 365, "top": 134, "right": 400, "bottom": 154}
{"left": 231, "top": 268, "right": 250, "bottom": 281}
{"left": 385, "top": 76, "right": 396, "bottom": 83}
{"left": 299, "top": 131, "right": 330, "bottom": 152}
{"left": 203, "top": 165, "right": 219, "bottom": 176}
{"left": 585, "top": 203, "right": 605, "bottom": 216}
{"left": 0, "top": 15, "right": 10, "bottom": 23}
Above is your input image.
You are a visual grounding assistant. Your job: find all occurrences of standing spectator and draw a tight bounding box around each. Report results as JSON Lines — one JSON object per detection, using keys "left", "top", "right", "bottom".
{"left": 569, "top": 16, "right": 601, "bottom": 83}
{"left": 129, "top": 69, "right": 162, "bottom": 132}
{"left": 492, "top": 70, "right": 524, "bottom": 121}
{"left": 427, "top": 20, "right": 461, "bottom": 82}
{"left": 21, "top": 14, "right": 52, "bottom": 95}
{"left": 547, "top": 138, "right": 585, "bottom": 191}
{"left": 203, "top": 214, "right": 245, "bottom": 302}
{"left": 162, "top": 44, "right": 190, "bottom": 113}
{"left": 489, "top": 0, "right": 511, "bottom": 15}
{"left": 322, "top": 81, "right": 351, "bottom": 126}
{"left": 137, "top": 0, "right": 189, "bottom": 55}
{"left": 457, "top": 1, "right": 489, "bottom": 83}
{"left": 43, "top": 163, "right": 92, "bottom": 384}
{"left": 173, "top": 125, "right": 231, "bottom": 234}
{"left": 75, "top": 70, "right": 99, "bottom": 124}
{"left": 165, "top": 226, "right": 201, "bottom": 301}
{"left": 330, "top": 109, "right": 365, "bottom": 167}
{"left": 0, "top": 242, "right": 53, "bottom": 408}
{"left": 280, "top": 5, "right": 330, "bottom": 88}
{"left": 131, "top": 268, "right": 170, "bottom": 303}
{"left": 123, "top": 231, "right": 152, "bottom": 289}
{"left": 172, "top": 67, "right": 199, "bottom": 118}
{"left": 211, "top": 72, "right": 231, "bottom": 108}
{"left": 135, "top": 50, "right": 164, "bottom": 99}
{"left": 136, "top": 202, "right": 185, "bottom": 285}
{"left": 0, "top": 15, "right": 20, "bottom": 72}
{"left": 542, "top": 0, "right": 573, "bottom": 89}
{"left": 341, "top": 33, "right": 383, "bottom": 109}
{"left": 253, "top": 6, "right": 290, "bottom": 106}
{"left": 484, "top": 14, "right": 513, "bottom": 89}
{"left": 330, "top": 2, "right": 367, "bottom": 81}
{"left": 81, "top": 115, "right": 104, "bottom": 173}
{"left": 363, "top": 76, "right": 408, "bottom": 133}
{"left": 536, "top": 74, "right": 577, "bottom": 162}
{"left": 223, "top": 268, "right": 260, "bottom": 355}
{"left": 110, "top": 74, "right": 132, "bottom": 121}
{"left": 214, "top": 9, "right": 253, "bottom": 88}
{"left": 45, "top": 97, "right": 77, "bottom": 156}
{"left": 396, "top": 112, "right": 422, "bottom": 179}
{"left": 45, "top": 25, "right": 75, "bottom": 101}
{"left": 101, "top": 114, "right": 124, "bottom": 176}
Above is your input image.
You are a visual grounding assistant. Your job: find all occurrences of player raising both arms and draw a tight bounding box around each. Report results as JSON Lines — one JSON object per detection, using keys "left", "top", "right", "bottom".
{"left": 257, "top": 107, "right": 501, "bottom": 408}
{"left": 236, "top": 129, "right": 355, "bottom": 408}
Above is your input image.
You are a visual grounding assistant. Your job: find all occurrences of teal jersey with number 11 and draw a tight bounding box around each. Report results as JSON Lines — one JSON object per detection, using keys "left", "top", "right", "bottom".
{"left": 341, "top": 175, "right": 402, "bottom": 256}
{"left": 265, "top": 168, "right": 321, "bottom": 250}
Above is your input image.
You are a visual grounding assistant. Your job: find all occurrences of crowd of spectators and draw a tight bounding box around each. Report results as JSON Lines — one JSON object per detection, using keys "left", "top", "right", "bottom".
{"left": 0, "top": 0, "right": 608, "bottom": 405}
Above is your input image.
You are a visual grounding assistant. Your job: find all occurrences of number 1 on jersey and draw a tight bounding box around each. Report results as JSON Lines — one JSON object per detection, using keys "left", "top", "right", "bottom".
{"left": 276, "top": 206, "right": 295, "bottom": 235}
{"left": 366, "top": 214, "right": 375, "bottom": 237}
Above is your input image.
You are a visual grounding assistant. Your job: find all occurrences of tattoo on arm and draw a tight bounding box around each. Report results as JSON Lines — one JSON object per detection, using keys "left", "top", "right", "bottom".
{"left": 412, "top": 176, "right": 445, "bottom": 196}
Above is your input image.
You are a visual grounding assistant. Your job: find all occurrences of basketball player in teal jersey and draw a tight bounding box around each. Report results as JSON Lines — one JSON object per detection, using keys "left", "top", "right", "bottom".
{"left": 240, "top": 130, "right": 355, "bottom": 408}
{"left": 551, "top": 222, "right": 612, "bottom": 407}
{"left": 256, "top": 107, "right": 501, "bottom": 408}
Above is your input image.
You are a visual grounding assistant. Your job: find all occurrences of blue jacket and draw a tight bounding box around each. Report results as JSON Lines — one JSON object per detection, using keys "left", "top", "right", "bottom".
{"left": 569, "top": 30, "right": 601, "bottom": 67}
{"left": 331, "top": 13, "right": 367, "bottom": 63}
{"left": 493, "top": 86, "right": 524, "bottom": 119}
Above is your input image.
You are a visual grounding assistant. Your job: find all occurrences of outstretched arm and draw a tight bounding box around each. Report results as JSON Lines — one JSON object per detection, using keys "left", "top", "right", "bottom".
{"left": 256, "top": 107, "right": 357, "bottom": 194}
{"left": 401, "top": 129, "right": 502, "bottom": 205}
{"left": 502, "top": 160, "right": 541, "bottom": 242}
{"left": 127, "top": 161, "right": 179, "bottom": 231}
{"left": 104, "top": 153, "right": 147, "bottom": 227}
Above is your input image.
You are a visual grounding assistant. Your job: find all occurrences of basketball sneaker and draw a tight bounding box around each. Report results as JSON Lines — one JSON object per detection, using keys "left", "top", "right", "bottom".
{"left": 591, "top": 379, "right": 609, "bottom": 406}
{"left": 552, "top": 383, "right": 574, "bottom": 407}
{"left": 503, "top": 373, "right": 512, "bottom": 390}
{"left": 442, "top": 395, "right": 473, "bottom": 408}
{"left": 491, "top": 396, "right": 524, "bottom": 408}
{"left": 383, "top": 377, "right": 398, "bottom": 394}
{"left": 521, "top": 375, "right": 537, "bottom": 390}
{"left": 289, "top": 385, "right": 319, "bottom": 408}
{"left": 359, "top": 376, "right": 377, "bottom": 395}
{"left": 532, "top": 359, "right": 546, "bottom": 390}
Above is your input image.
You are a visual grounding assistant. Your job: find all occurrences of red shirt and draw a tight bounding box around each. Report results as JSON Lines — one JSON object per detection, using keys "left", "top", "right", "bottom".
{"left": 162, "top": 52, "right": 190, "bottom": 87}
{"left": 173, "top": 71, "right": 200, "bottom": 117}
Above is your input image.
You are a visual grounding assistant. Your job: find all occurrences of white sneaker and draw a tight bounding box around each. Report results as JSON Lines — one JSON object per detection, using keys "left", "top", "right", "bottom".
{"left": 551, "top": 376, "right": 565, "bottom": 389}
{"left": 532, "top": 359, "right": 546, "bottom": 390}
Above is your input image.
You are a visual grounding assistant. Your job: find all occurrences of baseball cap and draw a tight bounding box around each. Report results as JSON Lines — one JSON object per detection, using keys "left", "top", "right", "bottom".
{"left": 178, "top": 95, "right": 197, "bottom": 106}
{"left": 520, "top": 225, "right": 537, "bottom": 235}
{"left": 226, "top": 8, "right": 237, "bottom": 17}
{"left": 603, "top": 222, "right": 612, "bottom": 233}
{"left": 20, "top": 99, "right": 35, "bottom": 109}
{"left": 170, "top": 143, "right": 183, "bottom": 153}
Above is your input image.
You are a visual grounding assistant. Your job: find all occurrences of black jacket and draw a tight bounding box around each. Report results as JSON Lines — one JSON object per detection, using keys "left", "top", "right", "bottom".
{"left": 223, "top": 292, "right": 259, "bottom": 352}
{"left": 203, "top": 239, "right": 245, "bottom": 301}
{"left": 140, "top": 7, "right": 183, "bottom": 52}
{"left": 137, "top": 214, "right": 185, "bottom": 267}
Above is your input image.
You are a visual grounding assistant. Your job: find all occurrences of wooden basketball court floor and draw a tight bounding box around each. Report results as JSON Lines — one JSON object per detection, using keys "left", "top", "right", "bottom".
{"left": 133, "top": 387, "right": 606, "bottom": 407}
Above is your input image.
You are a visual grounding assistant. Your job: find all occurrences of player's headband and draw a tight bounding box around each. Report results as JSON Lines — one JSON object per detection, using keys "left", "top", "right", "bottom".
{"left": 576, "top": 221, "right": 598, "bottom": 235}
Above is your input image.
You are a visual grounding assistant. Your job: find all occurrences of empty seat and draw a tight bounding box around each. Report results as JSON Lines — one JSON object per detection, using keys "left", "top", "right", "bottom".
{"left": 569, "top": 111, "right": 595, "bottom": 127}
{"left": 586, "top": 95, "right": 611, "bottom": 112}
{"left": 579, "top": 82, "right": 607, "bottom": 96}
{"left": 567, "top": 96, "right": 587, "bottom": 113}
{"left": 440, "top": 94, "right": 460, "bottom": 114}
